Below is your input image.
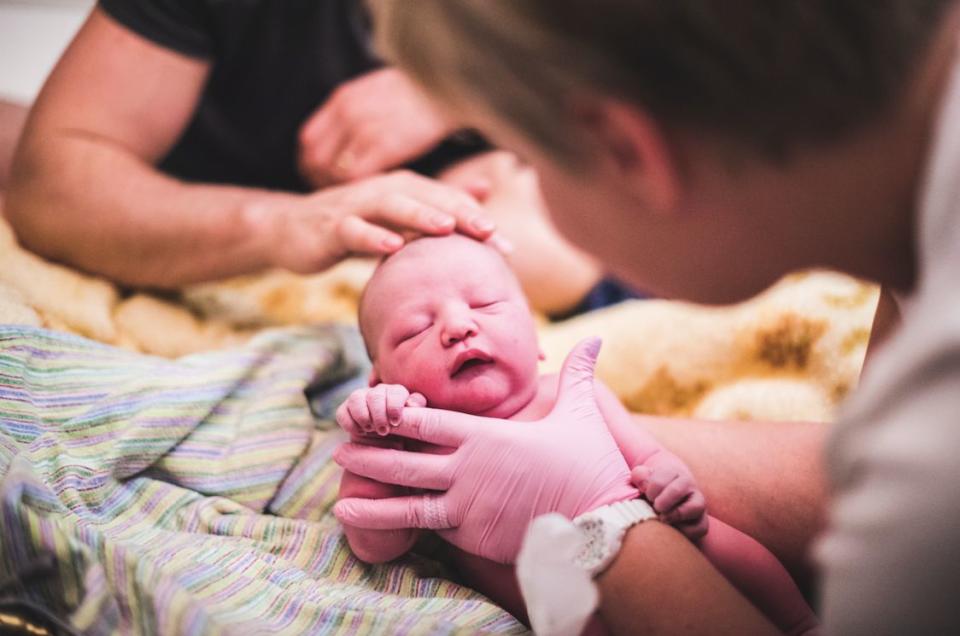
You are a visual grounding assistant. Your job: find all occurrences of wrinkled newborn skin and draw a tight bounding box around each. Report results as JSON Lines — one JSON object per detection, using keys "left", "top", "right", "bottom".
{"left": 360, "top": 234, "right": 542, "bottom": 418}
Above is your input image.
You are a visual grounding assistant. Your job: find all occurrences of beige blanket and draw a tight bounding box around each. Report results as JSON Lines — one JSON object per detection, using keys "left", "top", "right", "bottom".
{"left": 0, "top": 215, "right": 877, "bottom": 421}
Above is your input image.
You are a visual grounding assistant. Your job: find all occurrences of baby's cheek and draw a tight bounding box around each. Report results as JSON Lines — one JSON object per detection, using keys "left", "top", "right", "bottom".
{"left": 382, "top": 359, "right": 449, "bottom": 404}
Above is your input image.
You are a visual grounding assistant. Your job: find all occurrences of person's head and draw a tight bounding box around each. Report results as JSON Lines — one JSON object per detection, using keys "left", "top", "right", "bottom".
{"left": 372, "top": 0, "right": 957, "bottom": 303}
{"left": 359, "top": 235, "right": 542, "bottom": 417}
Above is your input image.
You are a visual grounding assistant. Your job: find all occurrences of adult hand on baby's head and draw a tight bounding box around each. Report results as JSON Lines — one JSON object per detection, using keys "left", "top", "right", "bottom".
{"left": 332, "top": 338, "right": 640, "bottom": 565}
{"left": 256, "top": 170, "right": 496, "bottom": 274}
{"left": 632, "top": 451, "right": 709, "bottom": 541}
{"left": 336, "top": 384, "right": 427, "bottom": 437}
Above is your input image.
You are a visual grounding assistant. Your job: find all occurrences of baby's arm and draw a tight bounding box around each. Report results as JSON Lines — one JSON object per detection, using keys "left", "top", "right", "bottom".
{"left": 701, "top": 517, "right": 820, "bottom": 636}
{"left": 336, "top": 385, "right": 426, "bottom": 563}
{"left": 596, "top": 381, "right": 708, "bottom": 539}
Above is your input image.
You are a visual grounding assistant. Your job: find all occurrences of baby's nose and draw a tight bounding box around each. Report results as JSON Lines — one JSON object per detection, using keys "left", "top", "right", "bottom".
{"left": 442, "top": 321, "right": 478, "bottom": 346}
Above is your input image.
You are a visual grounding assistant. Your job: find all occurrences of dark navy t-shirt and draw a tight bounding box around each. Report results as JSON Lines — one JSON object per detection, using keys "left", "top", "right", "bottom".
{"left": 97, "top": 0, "right": 485, "bottom": 192}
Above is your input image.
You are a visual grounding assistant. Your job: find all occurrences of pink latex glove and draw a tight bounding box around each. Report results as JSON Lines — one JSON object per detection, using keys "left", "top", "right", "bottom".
{"left": 332, "top": 338, "right": 639, "bottom": 564}
{"left": 632, "top": 451, "right": 709, "bottom": 541}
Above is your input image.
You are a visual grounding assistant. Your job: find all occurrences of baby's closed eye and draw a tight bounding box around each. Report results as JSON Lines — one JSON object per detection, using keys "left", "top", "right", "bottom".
{"left": 470, "top": 299, "right": 504, "bottom": 310}
{"left": 396, "top": 321, "right": 432, "bottom": 344}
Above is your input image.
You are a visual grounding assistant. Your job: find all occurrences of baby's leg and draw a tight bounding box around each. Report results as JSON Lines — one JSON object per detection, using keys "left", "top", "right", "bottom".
{"left": 338, "top": 436, "right": 419, "bottom": 564}
{"left": 700, "top": 516, "right": 820, "bottom": 635}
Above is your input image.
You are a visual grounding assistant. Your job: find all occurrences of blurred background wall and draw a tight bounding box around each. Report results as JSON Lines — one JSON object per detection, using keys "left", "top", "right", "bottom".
{"left": 0, "top": 0, "right": 93, "bottom": 103}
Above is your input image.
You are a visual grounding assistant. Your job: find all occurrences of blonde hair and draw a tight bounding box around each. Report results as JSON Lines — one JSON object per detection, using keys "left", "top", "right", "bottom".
{"left": 372, "top": 0, "right": 954, "bottom": 163}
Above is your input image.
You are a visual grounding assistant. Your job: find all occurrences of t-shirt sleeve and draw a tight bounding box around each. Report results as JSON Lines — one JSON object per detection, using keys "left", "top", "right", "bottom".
{"left": 98, "top": 0, "right": 213, "bottom": 59}
{"left": 817, "top": 357, "right": 960, "bottom": 635}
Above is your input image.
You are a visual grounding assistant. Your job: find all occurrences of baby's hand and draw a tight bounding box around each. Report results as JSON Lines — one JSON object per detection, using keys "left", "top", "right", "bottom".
{"left": 631, "top": 451, "right": 708, "bottom": 541}
{"left": 336, "top": 384, "right": 427, "bottom": 436}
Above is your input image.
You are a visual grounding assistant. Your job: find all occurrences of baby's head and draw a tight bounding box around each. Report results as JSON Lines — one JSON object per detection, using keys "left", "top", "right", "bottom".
{"left": 359, "top": 235, "right": 542, "bottom": 418}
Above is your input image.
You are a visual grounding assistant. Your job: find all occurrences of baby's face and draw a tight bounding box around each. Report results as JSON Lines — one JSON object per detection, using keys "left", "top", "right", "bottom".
{"left": 362, "top": 236, "right": 541, "bottom": 418}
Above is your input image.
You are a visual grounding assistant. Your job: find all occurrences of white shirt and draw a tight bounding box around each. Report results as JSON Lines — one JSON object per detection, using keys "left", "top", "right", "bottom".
{"left": 817, "top": 42, "right": 960, "bottom": 635}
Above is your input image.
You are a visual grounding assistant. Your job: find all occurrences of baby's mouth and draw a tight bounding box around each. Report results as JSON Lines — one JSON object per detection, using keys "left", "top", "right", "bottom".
{"left": 451, "top": 350, "right": 495, "bottom": 378}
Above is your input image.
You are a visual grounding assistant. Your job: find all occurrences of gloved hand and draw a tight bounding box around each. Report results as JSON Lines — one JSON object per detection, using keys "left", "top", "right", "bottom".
{"left": 332, "top": 338, "right": 639, "bottom": 564}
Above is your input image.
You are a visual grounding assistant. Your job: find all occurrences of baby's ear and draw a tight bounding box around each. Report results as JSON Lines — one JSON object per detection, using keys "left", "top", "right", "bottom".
{"left": 538, "top": 347, "right": 546, "bottom": 362}
{"left": 367, "top": 366, "right": 381, "bottom": 387}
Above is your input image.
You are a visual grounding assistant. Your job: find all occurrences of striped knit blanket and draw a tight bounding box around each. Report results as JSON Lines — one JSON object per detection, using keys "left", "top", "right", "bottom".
{"left": 0, "top": 326, "right": 524, "bottom": 634}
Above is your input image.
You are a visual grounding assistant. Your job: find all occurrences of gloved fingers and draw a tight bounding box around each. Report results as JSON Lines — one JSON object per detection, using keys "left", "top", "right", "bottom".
{"left": 405, "top": 392, "right": 427, "bottom": 408}
{"left": 334, "top": 493, "right": 453, "bottom": 530}
{"left": 333, "top": 443, "right": 454, "bottom": 490}
{"left": 652, "top": 475, "right": 694, "bottom": 513}
{"left": 660, "top": 490, "right": 706, "bottom": 524}
{"left": 346, "top": 392, "right": 374, "bottom": 433}
{"left": 385, "top": 385, "right": 409, "bottom": 425}
{"left": 379, "top": 406, "right": 473, "bottom": 446}
{"left": 367, "top": 387, "right": 390, "bottom": 433}
{"left": 553, "top": 337, "right": 603, "bottom": 415}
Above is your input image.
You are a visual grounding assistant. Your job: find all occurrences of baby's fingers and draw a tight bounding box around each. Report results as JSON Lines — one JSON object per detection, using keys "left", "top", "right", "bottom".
{"left": 384, "top": 385, "right": 410, "bottom": 427}
{"left": 638, "top": 469, "right": 679, "bottom": 504}
{"left": 367, "top": 388, "right": 391, "bottom": 434}
{"left": 652, "top": 475, "right": 694, "bottom": 514}
{"left": 661, "top": 490, "right": 706, "bottom": 525}
{"left": 345, "top": 393, "right": 374, "bottom": 433}
{"left": 675, "top": 513, "right": 709, "bottom": 542}
{"left": 630, "top": 465, "right": 652, "bottom": 492}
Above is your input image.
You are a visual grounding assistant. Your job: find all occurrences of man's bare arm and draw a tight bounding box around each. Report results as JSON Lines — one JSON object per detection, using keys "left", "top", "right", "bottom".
{"left": 6, "top": 9, "right": 281, "bottom": 287}
{"left": 7, "top": 9, "right": 492, "bottom": 288}
{"left": 599, "top": 521, "right": 781, "bottom": 636}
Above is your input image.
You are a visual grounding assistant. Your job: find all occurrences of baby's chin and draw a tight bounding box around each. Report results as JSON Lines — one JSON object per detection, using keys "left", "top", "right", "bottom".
{"left": 428, "top": 377, "right": 532, "bottom": 418}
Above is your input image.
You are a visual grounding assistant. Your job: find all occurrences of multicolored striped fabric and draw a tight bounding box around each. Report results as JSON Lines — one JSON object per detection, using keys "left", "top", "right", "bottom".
{"left": 0, "top": 326, "right": 525, "bottom": 634}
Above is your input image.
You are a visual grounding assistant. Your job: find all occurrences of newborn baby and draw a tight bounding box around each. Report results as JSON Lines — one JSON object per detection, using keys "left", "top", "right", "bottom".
{"left": 336, "top": 235, "right": 818, "bottom": 635}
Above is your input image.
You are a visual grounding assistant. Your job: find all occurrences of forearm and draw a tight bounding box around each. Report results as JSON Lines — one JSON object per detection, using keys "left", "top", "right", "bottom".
{"left": 598, "top": 521, "right": 780, "bottom": 636}
{"left": 643, "top": 416, "right": 827, "bottom": 581}
{"left": 7, "top": 132, "right": 296, "bottom": 287}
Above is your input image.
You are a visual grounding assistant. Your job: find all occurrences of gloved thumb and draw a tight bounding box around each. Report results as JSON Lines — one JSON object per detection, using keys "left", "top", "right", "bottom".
{"left": 553, "top": 337, "right": 603, "bottom": 418}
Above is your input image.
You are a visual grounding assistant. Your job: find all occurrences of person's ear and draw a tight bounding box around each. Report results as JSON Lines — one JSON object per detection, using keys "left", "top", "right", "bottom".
{"left": 574, "top": 98, "right": 681, "bottom": 214}
{"left": 367, "top": 367, "right": 380, "bottom": 387}
{"left": 538, "top": 346, "right": 546, "bottom": 362}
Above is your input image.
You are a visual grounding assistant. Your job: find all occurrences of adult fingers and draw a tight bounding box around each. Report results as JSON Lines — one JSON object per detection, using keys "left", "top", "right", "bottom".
{"left": 378, "top": 172, "right": 494, "bottom": 240}
{"left": 380, "top": 406, "right": 473, "bottom": 447}
{"left": 333, "top": 130, "right": 408, "bottom": 182}
{"left": 337, "top": 215, "right": 405, "bottom": 257}
{"left": 334, "top": 443, "right": 453, "bottom": 490}
{"left": 298, "top": 108, "right": 349, "bottom": 187}
{"left": 552, "top": 338, "right": 603, "bottom": 416}
{"left": 334, "top": 494, "right": 454, "bottom": 530}
{"left": 459, "top": 178, "right": 493, "bottom": 203}
{"left": 361, "top": 193, "right": 458, "bottom": 235}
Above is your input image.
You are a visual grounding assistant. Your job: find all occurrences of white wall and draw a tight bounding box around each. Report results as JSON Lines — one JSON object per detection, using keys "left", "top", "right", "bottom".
{"left": 0, "top": 0, "right": 94, "bottom": 103}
